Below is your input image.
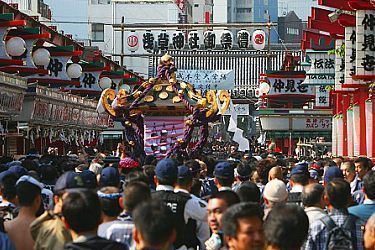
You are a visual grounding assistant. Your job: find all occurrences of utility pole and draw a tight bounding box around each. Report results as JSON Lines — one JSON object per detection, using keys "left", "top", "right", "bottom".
{"left": 266, "top": 14, "right": 272, "bottom": 70}
{"left": 120, "top": 16, "right": 125, "bottom": 67}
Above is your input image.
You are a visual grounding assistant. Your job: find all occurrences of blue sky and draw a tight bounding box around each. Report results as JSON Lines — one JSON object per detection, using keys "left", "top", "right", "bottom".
{"left": 44, "top": 0, "right": 89, "bottom": 40}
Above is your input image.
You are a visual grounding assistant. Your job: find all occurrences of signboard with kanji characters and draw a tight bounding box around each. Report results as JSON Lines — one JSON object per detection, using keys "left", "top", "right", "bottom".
{"left": 315, "top": 85, "right": 330, "bottom": 108}
{"left": 304, "top": 50, "right": 335, "bottom": 85}
{"left": 345, "top": 27, "right": 361, "bottom": 85}
{"left": 292, "top": 117, "right": 332, "bottom": 131}
{"left": 355, "top": 10, "right": 375, "bottom": 79}
{"left": 335, "top": 39, "right": 345, "bottom": 90}
{"left": 267, "top": 76, "right": 314, "bottom": 96}
{"left": 176, "top": 70, "right": 234, "bottom": 90}
{"left": 224, "top": 104, "right": 249, "bottom": 116}
{"left": 65, "top": 71, "right": 101, "bottom": 93}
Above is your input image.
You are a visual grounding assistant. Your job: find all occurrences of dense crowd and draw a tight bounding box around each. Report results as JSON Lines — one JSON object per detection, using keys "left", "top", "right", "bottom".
{"left": 0, "top": 147, "right": 374, "bottom": 250}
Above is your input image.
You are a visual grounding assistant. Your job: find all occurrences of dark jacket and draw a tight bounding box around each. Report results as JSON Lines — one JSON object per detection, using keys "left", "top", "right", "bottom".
{"left": 64, "top": 236, "right": 128, "bottom": 250}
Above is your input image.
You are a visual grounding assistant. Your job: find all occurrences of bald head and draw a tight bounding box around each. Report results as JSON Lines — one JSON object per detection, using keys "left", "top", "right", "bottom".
{"left": 268, "top": 166, "right": 283, "bottom": 182}
{"left": 367, "top": 214, "right": 375, "bottom": 230}
{"left": 302, "top": 183, "right": 325, "bottom": 208}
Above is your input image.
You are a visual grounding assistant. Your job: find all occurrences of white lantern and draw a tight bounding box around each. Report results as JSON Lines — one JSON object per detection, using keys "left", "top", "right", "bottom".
{"left": 255, "top": 88, "right": 261, "bottom": 98}
{"left": 252, "top": 30, "right": 266, "bottom": 50}
{"left": 126, "top": 31, "right": 139, "bottom": 52}
{"left": 220, "top": 30, "right": 233, "bottom": 50}
{"left": 32, "top": 48, "right": 51, "bottom": 66}
{"left": 6, "top": 37, "right": 26, "bottom": 57}
{"left": 119, "top": 84, "right": 130, "bottom": 92}
{"left": 188, "top": 30, "right": 200, "bottom": 50}
{"left": 259, "top": 82, "right": 270, "bottom": 94}
{"left": 172, "top": 30, "right": 185, "bottom": 50}
{"left": 99, "top": 77, "right": 112, "bottom": 90}
{"left": 67, "top": 63, "right": 82, "bottom": 79}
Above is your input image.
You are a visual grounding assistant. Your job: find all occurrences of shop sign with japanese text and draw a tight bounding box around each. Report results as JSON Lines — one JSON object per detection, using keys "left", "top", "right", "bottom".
{"left": 292, "top": 117, "right": 332, "bottom": 130}
{"left": 267, "top": 76, "right": 314, "bottom": 96}
{"left": 304, "top": 50, "right": 335, "bottom": 85}
{"left": 315, "top": 85, "right": 330, "bottom": 108}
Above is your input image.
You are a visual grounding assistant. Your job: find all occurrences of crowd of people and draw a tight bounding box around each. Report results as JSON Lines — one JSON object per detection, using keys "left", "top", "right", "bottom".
{"left": 0, "top": 147, "right": 374, "bottom": 250}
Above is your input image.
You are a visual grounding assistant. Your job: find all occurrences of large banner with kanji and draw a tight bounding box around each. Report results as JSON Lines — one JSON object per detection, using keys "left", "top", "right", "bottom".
{"left": 177, "top": 70, "right": 234, "bottom": 90}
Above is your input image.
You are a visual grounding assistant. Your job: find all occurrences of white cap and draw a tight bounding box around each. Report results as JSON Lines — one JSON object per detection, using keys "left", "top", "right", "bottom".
{"left": 263, "top": 179, "right": 288, "bottom": 202}
{"left": 16, "top": 175, "right": 44, "bottom": 189}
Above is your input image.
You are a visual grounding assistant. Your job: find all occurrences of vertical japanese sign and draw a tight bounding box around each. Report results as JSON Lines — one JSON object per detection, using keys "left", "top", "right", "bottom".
{"left": 345, "top": 27, "right": 360, "bottom": 85}
{"left": 335, "top": 39, "right": 345, "bottom": 90}
{"left": 315, "top": 85, "right": 330, "bottom": 108}
{"left": 356, "top": 10, "right": 375, "bottom": 78}
{"left": 304, "top": 50, "right": 335, "bottom": 85}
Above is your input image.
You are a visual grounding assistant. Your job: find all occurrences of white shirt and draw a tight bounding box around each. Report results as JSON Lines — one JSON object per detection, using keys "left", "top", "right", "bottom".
{"left": 175, "top": 188, "right": 210, "bottom": 250}
{"left": 156, "top": 185, "right": 208, "bottom": 223}
{"left": 350, "top": 175, "right": 360, "bottom": 194}
{"left": 290, "top": 185, "right": 303, "bottom": 193}
{"left": 304, "top": 206, "right": 326, "bottom": 224}
{"left": 218, "top": 186, "right": 232, "bottom": 192}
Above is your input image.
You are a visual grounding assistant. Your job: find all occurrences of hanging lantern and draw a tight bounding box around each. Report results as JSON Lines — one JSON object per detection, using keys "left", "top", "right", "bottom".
{"left": 203, "top": 30, "right": 216, "bottom": 50}
{"left": 126, "top": 31, "right": 139, "bottom": 52}
{"left": 259, "top": 82, "right": 270, "bottom": 94}
{"left": 172, "top": 30, "right": 185, "bottom": 50}
{"left": 66, "top": 63, "right": 82, "bottom": 79}
{"left": 220, "top": 30, "right": 233, "bottom": 50}
{"left": 252, "top": 30, "right": 266, "bottom": 50}
{"left": 237, "top": 30, "right": 250, "bottom": 49}
{"left": 6, "top": 37, "right": 26, "bottom": 57}
{"left": 99, "top": 77, "right": 112, "bottom": 90}
{"left": 32, "top": 48, "right": 51, "bottom": 66}
{"left": 255, "top": 88, "right": 261, "bottom": 97}
{"left": 188, "top": 30, "right": 200, "bottom": 50}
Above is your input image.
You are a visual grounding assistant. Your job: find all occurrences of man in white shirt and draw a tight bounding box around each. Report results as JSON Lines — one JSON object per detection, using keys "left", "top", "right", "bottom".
{"left": 301, "top": 183, "right": 326, "bottom": 224}
{"left": 175, "top": 165, "right": 210, "bottom": 249}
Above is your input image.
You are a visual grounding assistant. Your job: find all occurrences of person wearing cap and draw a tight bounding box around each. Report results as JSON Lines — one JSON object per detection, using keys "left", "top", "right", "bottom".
{"left": 214, "top": 162, "right": 235, "bottom": 191}
{"left": 5, "top": 176, "right": 43, "bottom": 250}
{"left": 175, "top": 165, "right": 210, "bottom": 249}
{"left": 323, "top": 165, "right": 344, "bottom": 186}
{"left": 308, "top": 169, "right": 320, "bottom": 184}
{"left": 262, "top": 179, "right": 288, "bottom": 219}
{"left": 152, "top": 158, "right": 207, "bottom": 250}
{"left": 99, "top": 166, "right": 120, "bottom": 188}
{"left": 288, "top": 164, "right": 309, "bottom": 206}
{"left": 30, "top": 171, "right": 85, "bottom": 250}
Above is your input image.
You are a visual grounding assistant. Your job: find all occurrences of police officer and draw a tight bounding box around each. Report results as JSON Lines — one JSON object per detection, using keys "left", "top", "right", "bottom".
{"left": 175, "top": 165, "right": 210, "bottom": 249}
{"left": 152, "top": 159, "right": 208, "bottom": 250}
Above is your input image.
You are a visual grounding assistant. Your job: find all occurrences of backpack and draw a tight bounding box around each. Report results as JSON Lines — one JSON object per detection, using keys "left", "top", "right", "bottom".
{"left": 321, "top": 215, "right": 357, "bottom": 250}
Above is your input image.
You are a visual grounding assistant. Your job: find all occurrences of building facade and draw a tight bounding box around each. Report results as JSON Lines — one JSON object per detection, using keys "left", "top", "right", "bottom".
{"left": 278, "top": 11, "right": 303, "bottom": 44}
